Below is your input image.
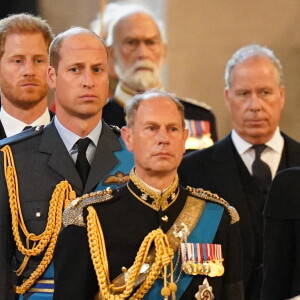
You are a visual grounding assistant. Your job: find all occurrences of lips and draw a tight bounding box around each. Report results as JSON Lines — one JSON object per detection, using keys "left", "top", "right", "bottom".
{"left": 79, "top": 94, "right": 97, "bottom": 100}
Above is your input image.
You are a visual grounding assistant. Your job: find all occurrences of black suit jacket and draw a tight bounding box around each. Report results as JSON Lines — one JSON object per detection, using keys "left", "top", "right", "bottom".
{"left": 262, "top": 167, "right": 300, "bottom": 300}
{"left": 178, "top": 132, "right": 300, "bottom": 300}
{"left": 0, "top": 119, "right": 132, "bottom": 299}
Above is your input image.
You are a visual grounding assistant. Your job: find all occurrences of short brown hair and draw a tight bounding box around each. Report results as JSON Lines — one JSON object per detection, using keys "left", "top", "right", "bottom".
{"left": 0, "top": 13, "right": 54, "bottom": 60}
{"left": 49, "top": 26, "right": 107, "bottom": 71}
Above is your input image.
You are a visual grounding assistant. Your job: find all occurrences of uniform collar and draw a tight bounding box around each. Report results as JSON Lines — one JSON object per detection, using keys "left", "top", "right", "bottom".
{"left": 127, "top": 169, "right": 179, "bottom": 211}
{"left": 114, "top": 81, "right": 163, "bottom": 106}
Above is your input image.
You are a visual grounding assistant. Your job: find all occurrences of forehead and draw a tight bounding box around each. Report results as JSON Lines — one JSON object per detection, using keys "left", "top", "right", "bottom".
{"left": 136, "top": 97, "right": 182, "bottom": 122}
{"left": 116, "top": 13, "right": 161, "bottom": 40}
{"left": 59, "top": 33, "right": 107, "bottom": 61}
{"left": 3, "top": 32, "right": 48, "bottom": 53}
{"left": 231, "top": 56, "right": 279, "bottom": 86}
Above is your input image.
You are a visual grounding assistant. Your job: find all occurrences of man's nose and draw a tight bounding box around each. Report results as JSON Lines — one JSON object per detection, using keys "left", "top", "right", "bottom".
{"left": 82, "top": 70, "right": 95, "bottom": 88}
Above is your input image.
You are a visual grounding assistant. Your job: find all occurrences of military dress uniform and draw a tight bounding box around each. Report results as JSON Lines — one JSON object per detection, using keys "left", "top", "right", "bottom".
{"left": 53, "top": 170, "right": 244, "bottom": 300}
{"left": 102, "top": 83, "right": 218, "bottom": 151}
{"left": 0, "top": 120, "right": 134, "bottom": 300}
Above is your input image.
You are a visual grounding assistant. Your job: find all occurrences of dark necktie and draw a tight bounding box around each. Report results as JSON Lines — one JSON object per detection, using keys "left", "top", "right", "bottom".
{"left": 22, "top": 126, "right": 32, "bottom": 131}
{"left": 75, "top": 138, "right": 91, "bottom": 186}
{"left": 252, "top": 144, "right": 272, "bottom": 194}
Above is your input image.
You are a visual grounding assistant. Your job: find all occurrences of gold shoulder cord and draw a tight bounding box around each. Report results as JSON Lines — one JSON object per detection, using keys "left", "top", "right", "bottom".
{"left": 1, "top": 145, "right": 76, "bottom": 294}
{"left": 87, "top": 206, "right": 177, "bottom": 300}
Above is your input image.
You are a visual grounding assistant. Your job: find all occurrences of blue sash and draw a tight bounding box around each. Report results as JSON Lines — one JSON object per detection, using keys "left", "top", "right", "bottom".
{"left": 143, "top": 201, "right": 224, "bottom": 300}
{"left": 18, "top": 263, "right": 54, "bottom": 300}
{"left": 94, "top": 137, "right": 134, "bottom": 191}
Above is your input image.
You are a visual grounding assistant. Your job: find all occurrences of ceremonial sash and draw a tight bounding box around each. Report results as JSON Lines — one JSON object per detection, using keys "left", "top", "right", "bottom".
{"left": 18, "top": 264, "right": 54, "bottom": 299}
{"left": 143, "top": 200, "right": 224, "bottom": 300}
{"left": 94, "top": 137, "right": 134, "bottom": 191}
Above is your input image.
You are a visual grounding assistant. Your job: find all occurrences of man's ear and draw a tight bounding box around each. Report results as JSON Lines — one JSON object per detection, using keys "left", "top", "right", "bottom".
{"left": 47, "top": 66, "right": 56, "bottom": 90}
{"left": 121, "top": 126, "right": 134, "bottom": 152}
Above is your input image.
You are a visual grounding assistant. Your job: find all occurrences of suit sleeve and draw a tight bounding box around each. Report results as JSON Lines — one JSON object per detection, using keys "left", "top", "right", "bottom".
{"left": 53, "top": 225, "right": 98, "bottom": 300}
{"left": 262, "top": 168, "right": 300, "bottom": 300}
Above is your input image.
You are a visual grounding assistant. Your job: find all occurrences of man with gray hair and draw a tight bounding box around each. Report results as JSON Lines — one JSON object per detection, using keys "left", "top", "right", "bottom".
{"left": 101, "top": 5, "right": 218, "bottom": 151}
{"left": 179, "top": 44, "right": 300, "bottom": 300}
{"left": 53, "top": 90, "right": 244, "bottom": 300}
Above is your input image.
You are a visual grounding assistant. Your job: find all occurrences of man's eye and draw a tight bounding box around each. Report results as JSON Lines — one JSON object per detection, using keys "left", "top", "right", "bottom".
{"left": 69, "top": 67, "right": 78, "bottom": 72}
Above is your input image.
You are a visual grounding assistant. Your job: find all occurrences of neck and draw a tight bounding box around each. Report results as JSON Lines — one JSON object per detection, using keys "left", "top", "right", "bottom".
{"left": 56, "top": 111, "right": 102, "bottom": 137}
{"left": 1, "top": 98, "right": 47, "bottom": 124}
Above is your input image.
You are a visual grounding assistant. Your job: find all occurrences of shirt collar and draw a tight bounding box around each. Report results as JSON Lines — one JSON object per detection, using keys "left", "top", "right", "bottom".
{"left": 231, "top": 127, "right": 283, "bottom": 154}
{"left": 0, "top": 107, "right": 51, "bottom": 137}
{"left": 54, "top": 116, "right": 102, "bottom": 152}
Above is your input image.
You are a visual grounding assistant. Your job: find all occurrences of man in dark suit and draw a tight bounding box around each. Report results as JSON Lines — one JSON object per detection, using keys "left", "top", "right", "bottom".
{"left": 102, "top": 7, "right": 217, "bottom": 150}
{"left": 0, "top": 27, "right": 133, "bottom": 300}
{"left": 179, "top": 44, "right": 300, "bottom": 300}
{"left": 0, "top": 14, "right": 55, "bottom": 139}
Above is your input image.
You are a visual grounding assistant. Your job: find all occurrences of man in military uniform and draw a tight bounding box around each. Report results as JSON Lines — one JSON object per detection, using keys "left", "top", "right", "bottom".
{"left": 0, "top": 14, "right": 55, "bottom": 139}
{"left": 102, "top": 8, "right": 217, "bottom": 150}
{"left": 53, "top": 91, "right": 244, "bottom": 300}
{"left": 0, "top": 27, "right": 133, "bottom": 300}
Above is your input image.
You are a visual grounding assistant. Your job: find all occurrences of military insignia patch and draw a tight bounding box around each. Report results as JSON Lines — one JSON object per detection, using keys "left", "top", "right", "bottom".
{"left": 103, "top": 171, "right": 130, "bottom": 186}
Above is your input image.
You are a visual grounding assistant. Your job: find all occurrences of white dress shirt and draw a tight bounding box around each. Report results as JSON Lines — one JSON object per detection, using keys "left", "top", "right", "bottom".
{"left": 231, "top": 128, "right": 284, "bottom": 179}
{"left": 0, "top": 107, "right": 51, "bottom": 137}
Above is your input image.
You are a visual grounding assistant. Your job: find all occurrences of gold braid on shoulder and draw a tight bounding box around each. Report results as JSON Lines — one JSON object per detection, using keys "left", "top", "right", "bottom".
{"left": 87, "top": 206, "right": 177, "bottom": 300}
{"left": 1, "top": 145, "right": 76, "bottom": 294}
{"left": 186, "top": 186, "right": 240, "bottom": 224}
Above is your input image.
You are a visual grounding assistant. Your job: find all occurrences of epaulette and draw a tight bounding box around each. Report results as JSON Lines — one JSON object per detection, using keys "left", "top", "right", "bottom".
{"left": 186, "top": 186, "right": 240, "bottom": 224}
{"left": 110, "top": 125, "right": 121, "bottom": 134}
{"left": 179, "top": 97, "right": 212, "bottom": 111}
{"left": 0, "top": 125, "right": 44, "bottom": 148}
{"left": 62, "top": 188, "right": 114, "bottom": 228}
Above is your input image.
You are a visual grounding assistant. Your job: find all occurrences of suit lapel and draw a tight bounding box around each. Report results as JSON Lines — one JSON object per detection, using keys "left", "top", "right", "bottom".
{"left": 209, "top": 135, "right": 249, "bottom": 210}
{"left": 39, "top": 121, "right": 83, "bottom": 192}
{"left": 84, "top": 123, "right": 122, "bottom": 193}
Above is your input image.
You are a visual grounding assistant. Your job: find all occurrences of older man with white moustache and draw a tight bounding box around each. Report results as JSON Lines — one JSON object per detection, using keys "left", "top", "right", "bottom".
{"left": 101, "top": 6, "right": 218, "bottom": 150}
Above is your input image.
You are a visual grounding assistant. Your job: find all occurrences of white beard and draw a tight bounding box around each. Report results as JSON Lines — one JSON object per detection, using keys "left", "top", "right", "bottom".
{"left": 115, "top": 59, "right": 162, "bottom": 91}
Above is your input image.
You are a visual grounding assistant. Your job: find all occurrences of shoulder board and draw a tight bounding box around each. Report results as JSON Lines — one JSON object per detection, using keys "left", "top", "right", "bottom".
{"left": 179, "top": 97, "right": 212, "bottom": 111}
{"left": 0, "top": 125, "right": 44, "bottom": 148}
{"left": 109, "top": 125, "right": 121, "bottom": 134}
{"left": 62, "top": 188, "right": 114, "bottom": 228}
{"left": 186, "top": 186, "right": 240, "bottom": 224}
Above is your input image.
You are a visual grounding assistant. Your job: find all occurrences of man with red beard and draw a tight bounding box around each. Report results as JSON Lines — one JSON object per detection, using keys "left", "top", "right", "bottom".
{"left": 102, "top": 8, "right": 218, "bottom": 151}
{"left": 0, "top": 13, "right": 54, "bottom": 139}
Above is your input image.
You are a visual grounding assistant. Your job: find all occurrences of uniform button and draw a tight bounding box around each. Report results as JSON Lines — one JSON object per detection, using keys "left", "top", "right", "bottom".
{"left": 36, "top": 212, "right": 41, "bottom": 218}
{"left": 161, "top": 215, "right": 168, "bottom": 222}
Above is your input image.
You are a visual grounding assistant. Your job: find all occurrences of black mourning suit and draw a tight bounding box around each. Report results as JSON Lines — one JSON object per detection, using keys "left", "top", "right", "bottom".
{"left": 178, "top": 132, "right": 300, "bottom": 300}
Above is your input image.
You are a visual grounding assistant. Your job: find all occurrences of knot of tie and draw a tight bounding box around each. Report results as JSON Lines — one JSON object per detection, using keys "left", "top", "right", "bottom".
{"left": 252, "top": 144, "right": 272, "bottom": 194}
{"left": 75, "top": 138, "right": 91, "bottom": 186}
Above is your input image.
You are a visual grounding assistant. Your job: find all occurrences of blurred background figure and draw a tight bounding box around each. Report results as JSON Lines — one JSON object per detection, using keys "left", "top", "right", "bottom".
{"left": 91, "top": 2, "right": 218, "bottom": 151}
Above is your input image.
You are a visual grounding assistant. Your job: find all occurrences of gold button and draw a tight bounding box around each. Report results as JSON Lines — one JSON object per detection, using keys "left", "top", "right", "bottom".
{"left": 161, "top": 215, "right": 168, "bottom": 222}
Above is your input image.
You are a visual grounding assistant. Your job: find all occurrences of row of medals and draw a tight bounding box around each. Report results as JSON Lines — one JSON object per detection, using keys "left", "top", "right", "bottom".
{"left": 182, "top": 259, "right": 224, "bottom": 277}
